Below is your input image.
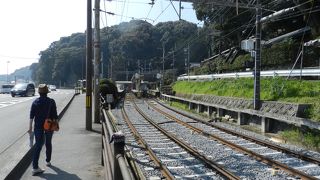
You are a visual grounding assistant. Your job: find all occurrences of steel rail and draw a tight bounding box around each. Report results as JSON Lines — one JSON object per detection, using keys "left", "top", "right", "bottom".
{"left": 147, "top": 100, "right": 318, "bottom": 180}
{"left": 131, "top": 100, "right": 240, "bottom": 180}
{"left": 154, "top": 98, "right": 320, "bottom": 165}
{"left": 104, "top": 108, "right": 146, "bottom": 180}
{"left": 121, "top": 107, "right": 175, "bottom": 180}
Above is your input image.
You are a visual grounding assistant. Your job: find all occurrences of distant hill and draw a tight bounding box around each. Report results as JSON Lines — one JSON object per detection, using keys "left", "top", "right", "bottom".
{"left": 0, "top": 66, "right": 32, "bottom": 84}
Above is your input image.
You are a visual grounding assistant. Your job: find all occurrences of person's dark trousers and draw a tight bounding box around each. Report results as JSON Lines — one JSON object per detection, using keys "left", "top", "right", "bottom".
{"left": 33, "top": 129, "right": 53, "bottom": 169}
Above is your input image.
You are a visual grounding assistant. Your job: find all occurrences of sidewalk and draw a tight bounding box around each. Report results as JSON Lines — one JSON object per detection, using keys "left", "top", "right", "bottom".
{"left": 21, "top": 94, "right": 104, "bottom": 180}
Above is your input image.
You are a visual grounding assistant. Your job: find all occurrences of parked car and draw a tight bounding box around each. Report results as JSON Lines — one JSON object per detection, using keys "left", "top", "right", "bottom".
{"left": 10, "top": 83, "right": 35, "bottom": 97}
{"left": 0, "top": 84, "right": 14, "bottom": 94}
{"left": 49, "top": 85, "right": 57, "bottom": 91}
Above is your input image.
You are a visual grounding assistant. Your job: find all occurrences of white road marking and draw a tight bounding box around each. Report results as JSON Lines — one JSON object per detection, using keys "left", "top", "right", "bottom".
{"left": 0, "top": 97, "right": 35, "bottom": 109}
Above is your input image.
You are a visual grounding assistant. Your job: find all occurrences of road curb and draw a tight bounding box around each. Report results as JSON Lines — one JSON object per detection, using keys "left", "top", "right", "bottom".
{"left": 4, "top": 93, "right": 77, "bottom": 180}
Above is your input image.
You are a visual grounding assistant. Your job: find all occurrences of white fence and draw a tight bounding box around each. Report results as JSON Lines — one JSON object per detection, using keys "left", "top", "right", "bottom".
{"left": 177, "top": 68, "right": 320, "bottom": 81}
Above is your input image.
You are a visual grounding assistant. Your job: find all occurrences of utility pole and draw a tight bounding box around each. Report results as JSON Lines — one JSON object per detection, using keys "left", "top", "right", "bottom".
{"left": 162, "top": 44, "right": 165, "bottom": 75}
{"left": 101, "top": 52, "right": 104, "bottom": 78}
{"left": 161, "top": 43, "right": 165, "bottom": 92}
{"left": 300, "top": 45, "right": 304, "bottom": 80}
{"left": 94, "top": 0, "right": 101, "bottom": 123}
{"left": 179, "top": 0, "right": 182, "bottom": 20}
{"left": 6, "top": 61, "right": 10, "bottom": 83}
{"left": 110, "top": 59, "right": 113, "bottom": 79}
{"left": 138, "top": 59, "right": 140, "bottom": 74}
{"left": 126, "top": 61, "right": 129, "bottom": 81}
{"left": 254, "top": 0, "right": 261, "bottom": 110}
{"left": 172, "top": 44, "right": 176, "bottom": 82}
{"left": 187, "top": 44, "right": 190, "bottom": 81}
{"left": 86, "top": 0, "right": 93, "bottom": 130}
{"left": 172, "top": 51, "right": 175, "bottom": 69}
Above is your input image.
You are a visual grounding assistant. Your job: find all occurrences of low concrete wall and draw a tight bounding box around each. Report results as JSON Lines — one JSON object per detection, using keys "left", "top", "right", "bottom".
{"left": 161, "top": 94, "right": 320, "bottom": 131}
{"left": 176, "top": 93, "right": 309, "bottom": 118}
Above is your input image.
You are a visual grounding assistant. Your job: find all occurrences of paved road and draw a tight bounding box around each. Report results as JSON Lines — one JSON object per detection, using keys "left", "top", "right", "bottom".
{"left": 0, "top": 89, "right": 74, "bottom": 153}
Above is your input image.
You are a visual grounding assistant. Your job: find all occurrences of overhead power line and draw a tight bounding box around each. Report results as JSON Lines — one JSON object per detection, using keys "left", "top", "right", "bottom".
{"left": 146, "top": 0, "right": 156, "bottom": 20}
{"left": 105, "top": 0, "right": 153, "bottom": 5}
{"left": 99, "top": 9, "right": 155, "bottom": 22}
{"left": 166, "top": 1, "right": 320, "bottom": 61}
{"left": 120, "top": 0, "right": 127, "bottom": 22}
{"left": 153, "top": 2, "right": 171, "bottom": 24}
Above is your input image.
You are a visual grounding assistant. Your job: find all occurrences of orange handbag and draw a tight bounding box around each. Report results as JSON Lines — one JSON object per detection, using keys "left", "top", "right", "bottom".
{"left": 44, "top": 118, "right": 59, "bottom": 131}
{"left": 43, "top": 100, "right": 59, "bottom": 131}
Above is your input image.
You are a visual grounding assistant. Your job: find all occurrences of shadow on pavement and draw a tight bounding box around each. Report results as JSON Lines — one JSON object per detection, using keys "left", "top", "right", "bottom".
{"left": 37, "top": 165, "right": 81, "bottom": 180}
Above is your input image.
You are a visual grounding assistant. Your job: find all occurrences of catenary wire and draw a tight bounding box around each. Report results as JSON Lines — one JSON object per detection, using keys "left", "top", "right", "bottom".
{"left": 153, "top": 1, "right": 171, "bottom": 24}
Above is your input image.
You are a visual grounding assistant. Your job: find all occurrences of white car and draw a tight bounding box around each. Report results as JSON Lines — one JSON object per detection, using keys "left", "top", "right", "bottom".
{"left": 49, "top": 85, "right": 57, "bottom": 91}
{"left": 0, "top": 84, "right": 14, "bottom": 94}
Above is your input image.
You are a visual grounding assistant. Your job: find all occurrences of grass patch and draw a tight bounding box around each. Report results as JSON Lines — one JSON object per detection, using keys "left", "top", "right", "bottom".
{"left": 173, "top": 77, "right": 320, "bottom": 121}
{"left": 280, "top": 129, "right": 320, "bottom": 151}
{"left": 169, "top": 101, "right": 189, "bottom": 111}
{"left": 169, "top": 101, "right": 208, "bottom": 118}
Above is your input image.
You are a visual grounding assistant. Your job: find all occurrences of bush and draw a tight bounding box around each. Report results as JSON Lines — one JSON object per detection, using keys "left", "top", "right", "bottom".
{"left": 99, "top": 78, "right": 119, "bottom": 108}
{"left": 281, "top": 128, "right": 320, "bottom": 151}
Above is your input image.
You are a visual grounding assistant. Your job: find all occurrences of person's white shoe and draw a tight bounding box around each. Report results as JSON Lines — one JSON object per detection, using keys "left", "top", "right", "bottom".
{"left": 32, "top": 168, "right": 45, "bottom": 175}
{"left": 46, "top": 162, "right": 51, "bottom": 166}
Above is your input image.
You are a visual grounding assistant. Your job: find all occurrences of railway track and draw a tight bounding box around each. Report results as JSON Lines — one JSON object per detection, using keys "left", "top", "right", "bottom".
{"left": 119, "top": 99, "right": 239, "bottom": 179}
{"left": 153, "top": 98, "right": 320, "bottom": 164}
{"left": 154, "top": 99, "right": 320, "bottom": 162}
{"left": 138, "top": 98, "right": 320, "bottom": 179}
{"left": 110, "top": 94, "right": 320, "bottom": 179}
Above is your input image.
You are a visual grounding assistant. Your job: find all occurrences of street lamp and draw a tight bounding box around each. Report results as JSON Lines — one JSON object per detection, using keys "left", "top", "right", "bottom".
{"left": 6, "top": 61, "right": 10, "bottom": 83}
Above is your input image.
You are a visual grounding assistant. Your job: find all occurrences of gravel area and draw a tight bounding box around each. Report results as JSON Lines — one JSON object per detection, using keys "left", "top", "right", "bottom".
{"left": 157, "top": 100, "right": 320, "bottom": 160}
{"left": 112, "top": 102, "right": 224, "bottom": 179}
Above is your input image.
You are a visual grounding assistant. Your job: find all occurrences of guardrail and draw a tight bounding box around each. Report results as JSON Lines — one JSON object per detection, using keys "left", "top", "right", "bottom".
{"left": 178, "top": 68, "right": 320, "bottom": 81}
{"left": 100, "top": 97, "right": 134, "bottom": 180}
{"left": 74, "top": 87, "right": 81, "bottom": 94}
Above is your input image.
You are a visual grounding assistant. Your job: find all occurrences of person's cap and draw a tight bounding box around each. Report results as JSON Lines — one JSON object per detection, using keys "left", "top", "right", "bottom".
{"left": 38, "top": 84, "right": 49, "bottom": 93}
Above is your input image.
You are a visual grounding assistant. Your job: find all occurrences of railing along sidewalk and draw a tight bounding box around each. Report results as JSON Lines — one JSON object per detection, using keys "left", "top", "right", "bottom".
{"left": 100, "top": 95, "right": 135, "bottom": 180}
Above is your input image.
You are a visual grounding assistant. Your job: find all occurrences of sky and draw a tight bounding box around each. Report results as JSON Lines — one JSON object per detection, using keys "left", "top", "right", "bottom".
{"left": 0, "top": 0, "right": 202, "bottom": 75}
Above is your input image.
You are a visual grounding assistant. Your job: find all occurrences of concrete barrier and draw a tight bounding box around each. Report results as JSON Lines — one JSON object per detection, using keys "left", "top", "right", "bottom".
{"left": 161, "top": 93, "right": 320, "bottom": 131}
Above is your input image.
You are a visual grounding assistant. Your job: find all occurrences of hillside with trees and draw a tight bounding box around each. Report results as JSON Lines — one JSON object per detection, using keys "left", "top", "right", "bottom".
{"left": 31, "top": 20, "right": 207, "bottom": 86}
{"left": 31, "top": 0, "right": 320, "bottom": 86}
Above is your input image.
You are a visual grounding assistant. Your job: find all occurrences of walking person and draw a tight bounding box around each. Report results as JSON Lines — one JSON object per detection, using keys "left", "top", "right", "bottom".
{"left": 28, "top": 84, "right": 58, "bottom": 175}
